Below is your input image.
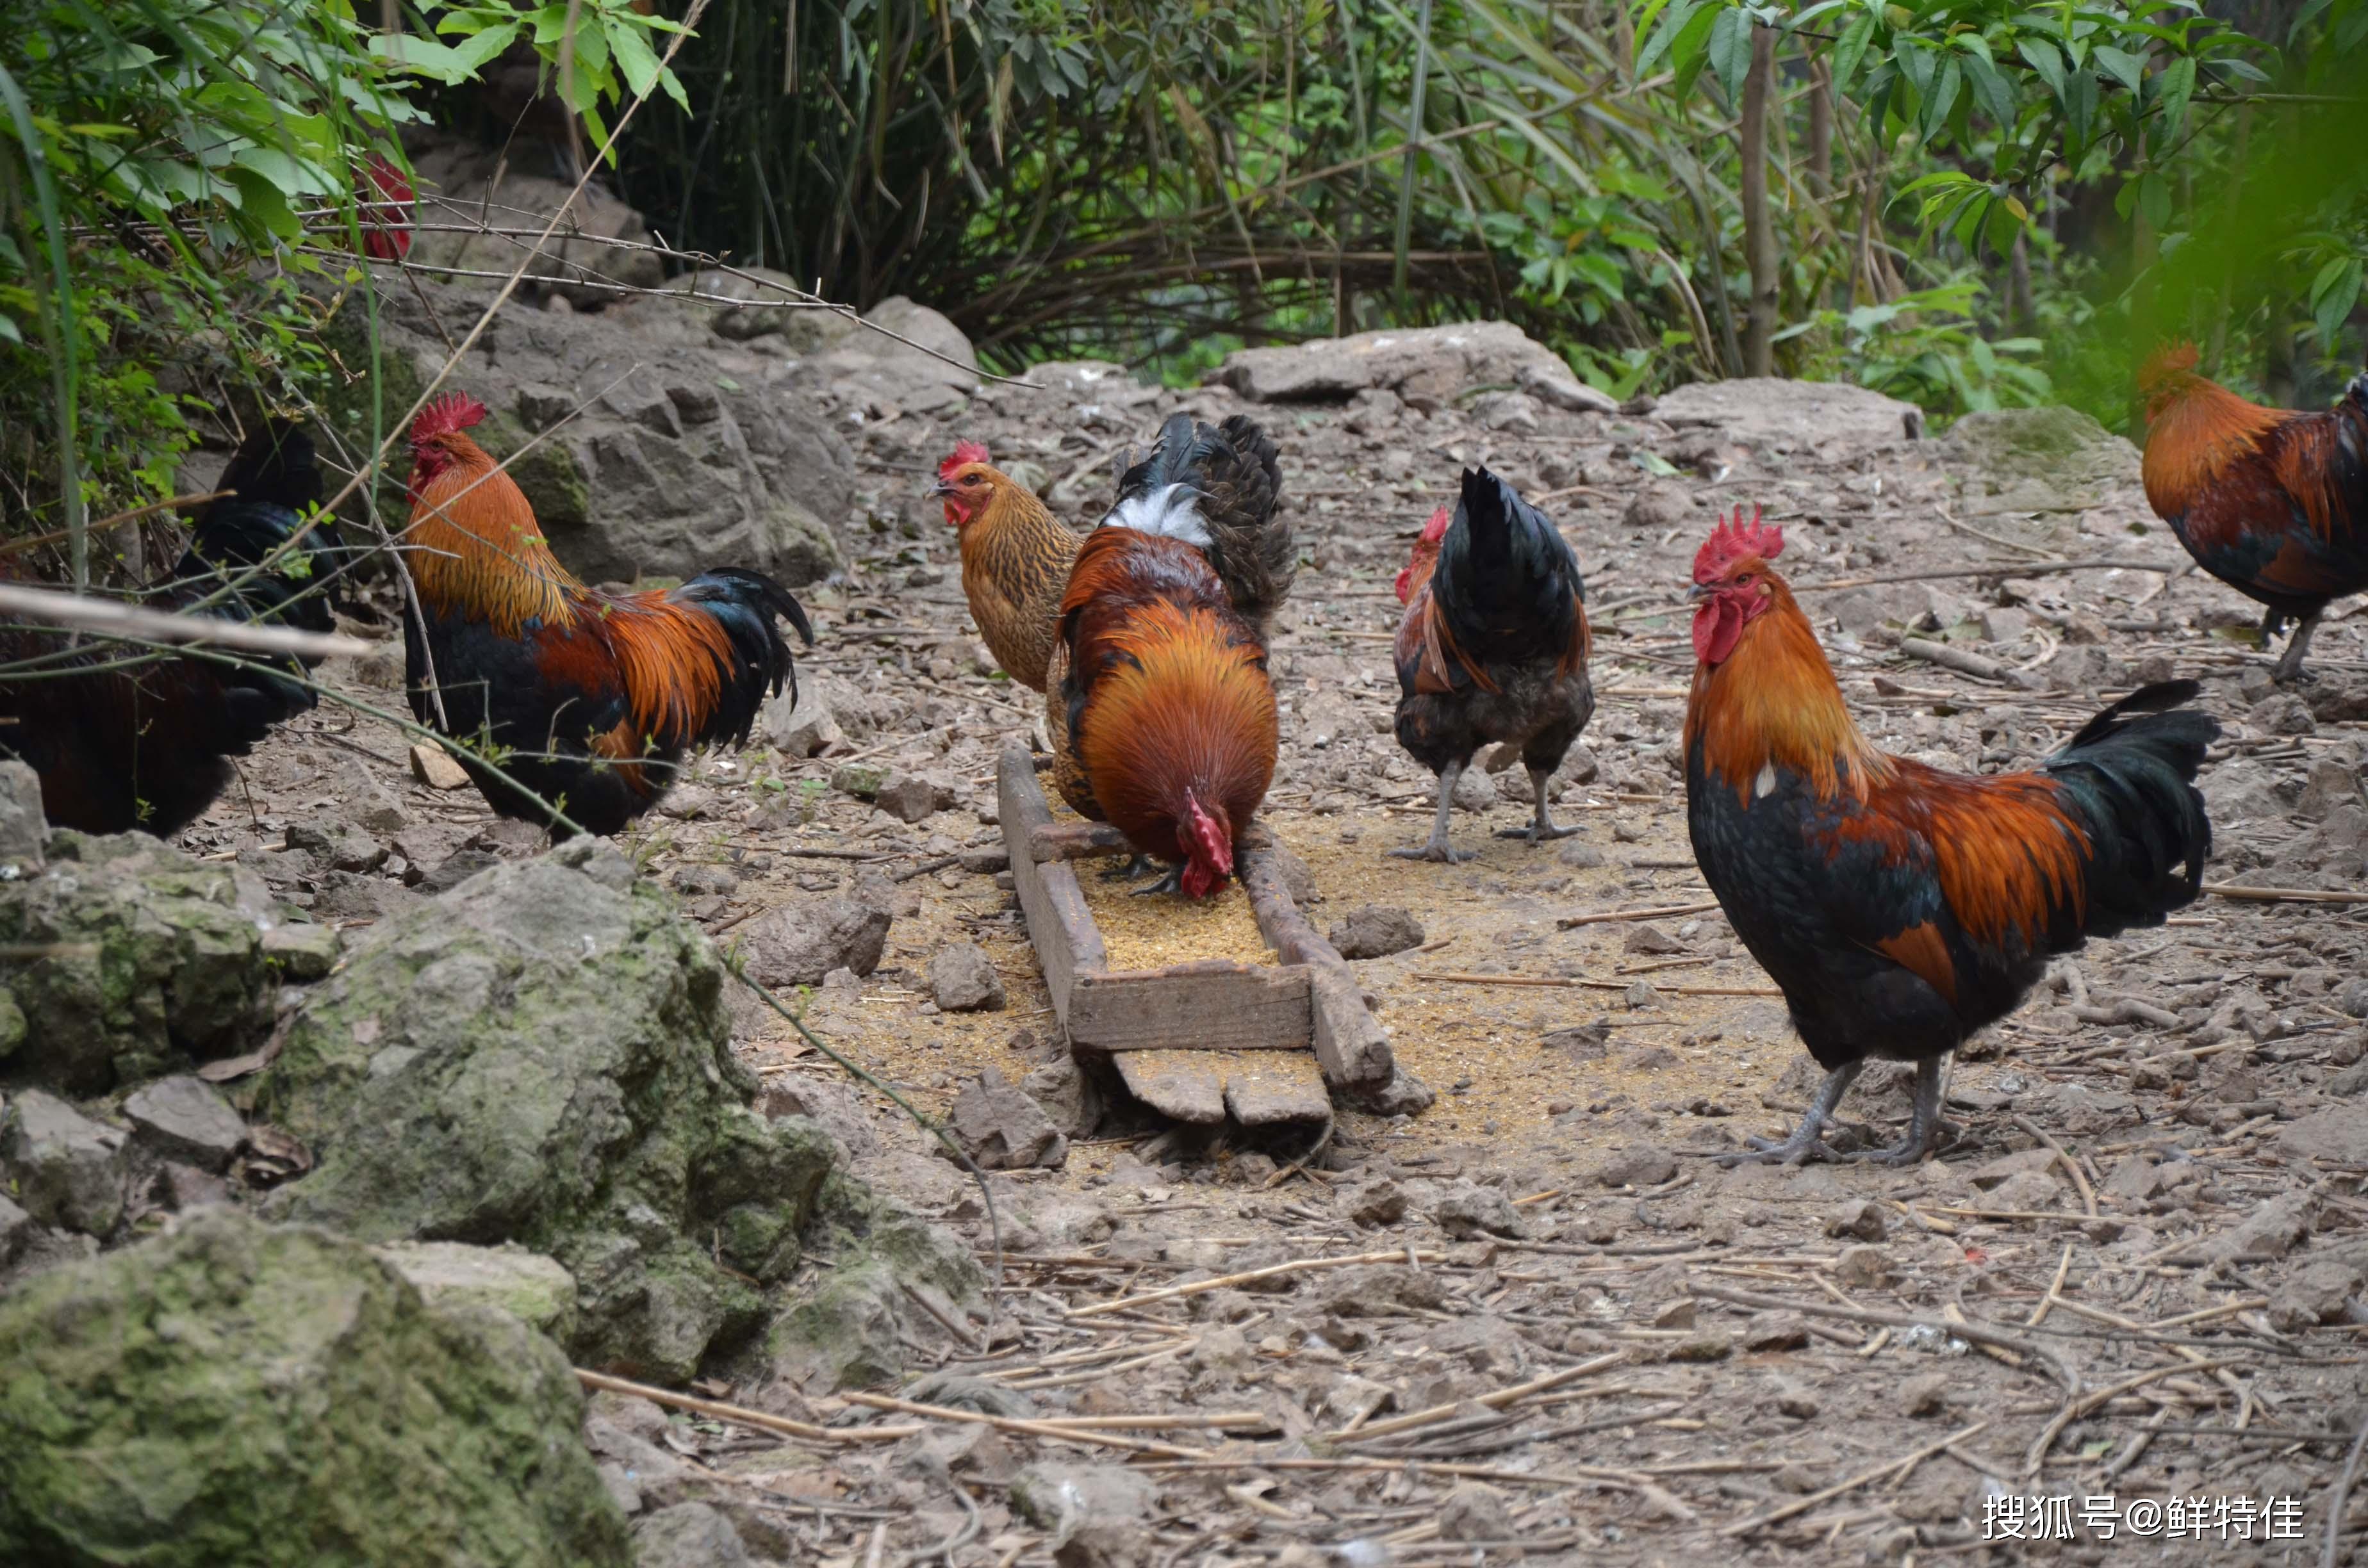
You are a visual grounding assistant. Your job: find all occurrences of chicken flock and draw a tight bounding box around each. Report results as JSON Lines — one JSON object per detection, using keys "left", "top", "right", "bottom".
{"left": 7, "top": 343, "right": 2367, "bottom": 1168}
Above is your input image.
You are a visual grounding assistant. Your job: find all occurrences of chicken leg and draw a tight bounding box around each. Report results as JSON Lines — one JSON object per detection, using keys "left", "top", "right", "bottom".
{"left": 1390, "top": 760, "right": 1477, "bottom": 863}
{"left": 1860, "top": 1056, "right": 1950, "bottom": 1166}
{"left": 1716, "top": 1060, "right": 1863, "bottom": 1167}
{"left": 2272, "top": 608, "right": 2323, "bottom": 683}
{"left": 1101, "top": 855, "right": 1159, "bottom": 882}
{"left": 1130, "top": 865, "right": 1184, "bottom": 897}
{"left": 1495, "top": 766, "right": 1579, "bottom": 844}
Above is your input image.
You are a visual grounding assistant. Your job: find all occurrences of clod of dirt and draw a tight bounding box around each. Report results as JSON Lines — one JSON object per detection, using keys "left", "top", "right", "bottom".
{"left": 930, "top": 941, "right": 1008, "bottom": 1012}
{"left": 942, "top": 1067, "right": 1067, "bottom": 1171}
{"left": 1620, "top": 924, "right": 1685, "bottom": 956}
{"left": 254, "top": 840, "right": 839, "bottom": 1382}
{"left": 1772, "top": 1380, "right": 1820, "bottom": 1419}
{"left": 1328, "top": 905, "right": 1425, "bottom": 960}
{"left": 875, "top": 771, "right": 957, "bottom": 824}
{"left": 1834, "top": 1245, "right": 1897, "bottom": 1290}
{"left": 0, "top": 830, "right": 297, "bottom": 1095}
{"left": 0, "top": 1090, "right": 126, "bottom": 1237}
{"left": 1432, "top": 1180, "right": 1525, "bottom": 1239}
{"left": 1344, "top": 1179, "right": 1408, "bottom": 1227}
{"left": 1020, "top": 1055, "right": 1103, "bottom": 1139}
{"left": 1595, "top": 1146, "right": 1677, "bottom": 1189}
{"left": 2207, "top": 1192, "right": 2315, "bottom": 1263}
{"left": 737, "top": 894, "right": 893, "bottom": 987}
{"left": 2267, "top": 1261, "right": 2365, "bottom": 1331}
{"left": 1902, "top": 1371, "right": 1952, "bottom": 1417}
{"left": 1824, "top": 1198, "right": 1889, "bottom": 1241}
{"left": 761, "top": 682, "right": 841, "bottom": 758}
{"left": 1741, "top": 1312, "right": 1811, "bottom": 1352}
{"left": 1439, "top": 1481, "right": 1517, "bottom": 1542}
{"left": 0, "top": 1209, "right": 631, "bottom": 1565}
{"left": 121, "top": 1074, "right": 245, "bottom": 1174}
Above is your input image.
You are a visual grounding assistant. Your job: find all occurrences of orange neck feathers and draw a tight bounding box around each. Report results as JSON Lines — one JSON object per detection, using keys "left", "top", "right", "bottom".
{"left": 1076, "top": 600, "right": 1277, "bottom": 893}
{"left": 2140, "top": 373, "right": 2292, "bottom": 515}
{"left": 405, "top": 432, "right": 577, "bottom": 634}
{"left": 1684, "top": 572, "right": 1890, "bottom": 805}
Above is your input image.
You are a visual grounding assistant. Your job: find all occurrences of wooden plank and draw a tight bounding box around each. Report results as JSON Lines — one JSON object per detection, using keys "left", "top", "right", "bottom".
{"left": 1221, "top": 1052, "right": 1331, "bottom": 1127}
{"left": 1237, "top": 835, "right": 1395, "bottom": 1088}
{"left": 999, "top": 745, "right": 1105, "bottom": 1028}
{"left": 1114, "top": 1052, "right": 1228, "bottom": 1123}
{"left": 1028, "top": 821, "right": 1133, "bottom": 864}
{"left": 1067, "top": 962, "right": 1311, "bottom": 1054}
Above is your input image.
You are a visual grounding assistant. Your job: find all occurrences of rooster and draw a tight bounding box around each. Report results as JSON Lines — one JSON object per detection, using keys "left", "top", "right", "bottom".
{"left": 1, "top": 420, "right": 340, "bottom": 835}
{"left": 1049, "top": 414, "right": 1291, "bottom": 897}
{"left": 1686, "top": 507, "right": 2216, "bottom": 1164}
{"left": 2139, "top": 343, "right": 2368, "bottom": 681}
{"left": 933, "top": 440, "right": 1082, "bottom": 693}
{"left": 1390, "top": 467, "right": 1595, "bottom": 862}
{"left": 402, "top": 392, "right": 812, "bottom": 836}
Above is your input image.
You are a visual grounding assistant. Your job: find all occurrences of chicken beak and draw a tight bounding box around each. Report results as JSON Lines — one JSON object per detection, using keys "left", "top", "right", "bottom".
{"left": 1686, "top": 583, "right": 1711, "bottom": 602}
{"left": 928, "top": 479, "right": 955, "bottom": 499}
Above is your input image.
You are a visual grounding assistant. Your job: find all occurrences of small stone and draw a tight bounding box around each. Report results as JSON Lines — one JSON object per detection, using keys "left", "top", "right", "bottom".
{"left": 1, "top": 1089, "right": 127, "bottom": 1236}
{"left": 1620, "top": 924, "right": 1684, "bottom": 956}
{"left": 832, "top": 760, "right": 891, "bottom": 799}
{"left": 0, "top": 758, "right": 47, "bottom": 871}
{"left": 876, "top": 772, "right": 957, "bottom": 824}
{"left": 409, "top": 744, "right": 472, "bottom": 790}
{"left": 1623, "top": 979, "right": 1661, "bottom": 1009}
{"left": 1595, "top": 1147, "right": 1677, "bottom": 1189}
{"left": 122, "top": 1075, "right": 245, "bottom": 1173}
{"left": 944, "top": 1067, "right": 1066, "bottom": 1170}
{"left": 1741, "top": 1312, "right": 1810, "bottom": 1352}
{"left": 740, "top": 896, "right": 893, "bottom": 986}
{"left": 1575, "top": 1212, "right": 1619, "bottom": 1246}
{"left": 1347, "top": 1179, "right": 1408, "bottom": 1227}
{"left": 152, "top": 1162, "right": 233, "bottom": 1214}
{"left": 261, "top": 921, "right": 341, "bottom": 981}
{"left": 2267, "top": 1261, "right": 2363, "bottom": 1332}
{"left": 1902, "top": 1372, "right": 1950, "bottom": 1417}
{"left": 930, "top": 942, "right": 1007, "bottom": 1012}
{"left": 957, "top": 845, "right": 1010, "bottom": 874}
{"left": 418, "top": 849, "right": 502, "bottom": 896}
{"left": 632, "top": 1502, "right": 752, "bottom": 1567}
{"left": 1825, "top": 1198, "right": 1889, "bottom": 1241}
{"left": 1328, "top": 905, "right": 1426, "bottom": 960}
{"left": 1651, "top": 1298, "right": 1697, "bottom": 1330}
{"left": 1450, "top": 768, "right": 1497, "bottom": 812}
{"left": 1439, "top": 1481, "right": 1516, "bottom": 1542}
{"left": 1433, "top": 1180, "right": 1524, "bottom": 1239}
{"left": 1773, "top": 1381, "right": 1820, "bottom": 1419}
{"left": 1558, "top": 841, "right": 1607, "bottom": 868}
{"left": 1834, "top": 1245, "right": 1896, "bottom": 1290}
{"left": 1665, "top": 1330, "right": 1732, "bottom": 1362}
{"left": 0, "top": 1190, "right": 33, "bottom": 1257}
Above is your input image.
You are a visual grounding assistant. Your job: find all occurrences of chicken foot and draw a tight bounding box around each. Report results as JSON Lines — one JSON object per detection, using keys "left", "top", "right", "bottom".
{"left": 1129, "top": 865, "right": 1184, "bottom": 897}
{"left": 1716, "top": 1060, "right": 1863, "bottom": 1167}
{"left": 2270, "top": 608, "right": 2323, "bottom": 683}
{"left": 1101, "top": 854, "right": 1160, "bottom": 883}
{"left": 1495, "top": 766, "right": 1579, "bottom": 844}
{"left": 1857, "top": 1055, "right": 1952, "bottom": 1167}
{"left": 1389, "top": 761, "right": 1477, "bottom": 864}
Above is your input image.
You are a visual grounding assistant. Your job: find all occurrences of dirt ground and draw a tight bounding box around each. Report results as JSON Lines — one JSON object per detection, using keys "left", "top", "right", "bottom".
{"left": 186, "top": 363, "right": 2368, "bottom": 1564}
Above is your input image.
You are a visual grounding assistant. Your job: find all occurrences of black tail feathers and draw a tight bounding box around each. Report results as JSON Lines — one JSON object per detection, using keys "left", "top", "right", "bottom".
{"left": 2048, "top": 680, "right": 2219, "bottom": 942}
{"left": 678, "top": 567, "right": 814, "bottom": 747}
{"left": 1431, "top": 466, "right": 1586, "bottom": 670}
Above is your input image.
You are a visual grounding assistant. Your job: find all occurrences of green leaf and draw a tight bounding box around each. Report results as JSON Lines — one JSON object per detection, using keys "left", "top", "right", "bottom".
{"left": 1920, "top": 54, "right": 1961, "bottom": 142}
{"left": 1982, "top": 193, "right": 2025, "bottom": 253}
{"left": 2017, "top": 37, "right": 2066, "bottom": 99}
{"left": 1896, "top": 37, "right": 1937, "bottom": 97}
{"left": 224, "top": 166, "right": 299, "bottom": 242}
{"left": 2154, "top": 55, "right": 2194, "bottom": 140}
{"left": 605, "top": 15, "right": 662, "bottom": 101}
{"left": 1832, "top": 11, "right": 1877, "bottom": 89}
{"left": 1707, "top": 8, "right": 1755, "bottom": 101}
{"left": 1961, "top": 50, "right": 2016, "bottom": 128}
{"left": 2312, "top": 257, "right": 2363, "bottom": 348}
{"left": 1661, "top": 3, "right": 1723, "bottom": 88}
{"left": 2063, "top": 68, "right": 2097, "bottom": 152}
{"left": 2092, "top": 45, "right": 2144, "bottom": 96}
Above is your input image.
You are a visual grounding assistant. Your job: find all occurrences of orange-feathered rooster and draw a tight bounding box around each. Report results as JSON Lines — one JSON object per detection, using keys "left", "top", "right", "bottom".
{"left": 933, "top": 439, "right": 1082, "bottom": 692}
{"left": 2139, "top": 343, "right": 2368, "bottom": 681}
{"left": 402, "top": 393, "right": 812, "bottom": 835}
{"left": 1686, "top": 508, "right": 2216, "bottom": 1164}
{"left": 1050, "top": 415, "right": 1291, "bottom": 897}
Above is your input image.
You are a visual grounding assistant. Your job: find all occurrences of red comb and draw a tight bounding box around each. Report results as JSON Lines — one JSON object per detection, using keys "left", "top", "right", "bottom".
{"left": 2137, "top": 341, "right": 2199, "bottom": 394}
{"left": 1420, "top": 505, "right": 1451, "bottom": 544}
{"left": 1691, "top": 504, "right": 1782, "bottom": 584}
{"left": 939, "top": 440, "right": 990, "bottom": 480}
{"left": 411, "top": 392, "right": 486, "bottom": 444}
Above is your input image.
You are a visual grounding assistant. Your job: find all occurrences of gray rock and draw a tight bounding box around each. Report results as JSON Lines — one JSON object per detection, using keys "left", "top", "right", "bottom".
{"left": 1354, "top": 1068, "right": 1436, "bottom": 1116}
{"left": 1439, "top": 1482, "right": 1517, "bottom": 1542}
{"left": 0, "top": 1210, "right": 630, "bottom": 1565}
{"left": 631, "top": 1502, "right": 752, "bottom": 1567}
{"left": 1020, "top": 1055, "right": 1103, "bottom": 1139}
{"left": 1943, "top": 406, "right": 2141, "bottom": 517}
{"left": 1741, "top": 1312, "right": 1810, "bottom": 1352}
{"left": 0, "top": 1191, "right": 32, "bottom": 1259}
{"left": 784, "top": 296, "right": 981, "bottom": 416}
{"left": 1772, "top": 1381, "right": 1821, "bottom": 1419}
{"left": 930, "top": 943, "right": 1007, "bottom": 1012}
{"left": 1835, "top": 1245, "right": 1898, "bottom": 1290}
{"left": 1010, "top": 1462, "right": 1155, "bottom": 1537}
{"left": 1902, "top": 1371, "right": 1951, "bottom": 1417}
{"left": 254, "top": 847, "right": 839, "bottom": 1381}
{"left": 0, "top": 831, "right": 279, "bottom": 1095}
{"left": 759, "top": 682, "right": 841, "bottom": 758}
{"left": 1433, "top": 1180, "right": 1525, "bottom": 1239}
{"left": 287, "top": 818, "right": 389, "bottom": 873}
{"left": 2267, "top": 1261, "right": 2363, "bottom": 1332}
{"left": 739, "top": 896, "right": 892, "bottom": 988}
{"left": 374, "top": 1240, "right": 580, "bottom": 1343}
{"left": 876, "top": 772, "right": 957, "bottom": 824}
{"left": 122, "top": 1075, "right": 246, "bottom": 1173}
{"left": 1213, "top": 322, "right": 1613, "bottom": 413}
{"left": 1328, "top": 905, "right": 1424, "bottom": 960}
{"left": 1825, "top": 1198, "right": 1889, "bottom": 1241}
{"left": 755, "top": 1077, "right": 881, "bottom": 1160}
{"left": 2298, "top": 758, "right": 2368, "bottom": 822}
{"left": 944, "top": 1068, "right": 1065, "bottom": 1170}
{"left": 1346, "top": 1179, "right": 1408, "bottom": 1227}
{"left": 1450, "top": 767, "right": 1496, "bottom": 812}
{"left": 2, "top": 1089, "right": 127, "bottom": 1236}
{"left": 2209, "top": 1193, "right": 2314, "bottom": 1262}
{"left": 2340, "top": 978, "right": 2368, "bottom": 1019}
{"left": 0, "top": 758, "right": 44, "bottom": 871}
{"left": 1654, "top": 377, "right": 1923, "bottom": 457}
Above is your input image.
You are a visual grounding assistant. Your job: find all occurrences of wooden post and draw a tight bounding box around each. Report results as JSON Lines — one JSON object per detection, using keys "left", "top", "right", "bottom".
{"left": 999, "top": 746, "right": 1105, "bottom": 1027}
{"left": 1239, "top": 836, "right": 1394, "bottom": 1089}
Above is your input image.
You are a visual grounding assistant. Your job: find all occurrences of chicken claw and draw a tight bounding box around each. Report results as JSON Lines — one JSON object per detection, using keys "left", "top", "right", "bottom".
{"left": 1129, "top": 866, "right": 1185, "bottom": 897}
{"left": 1392, "top": 765, "right": 1476, "bottom": 863}
{"left": 1716, "top": 1061, "right": 1863, "bottom": 1168}
{"left": 1494, "top": 766, "right": 1580, "bottom": 844}
{"left": 1100, "top": 854, "right": 1159, "bottom": 882}
{"left": 1852, "top": 1059, "right": 1950, "bottom": 1166}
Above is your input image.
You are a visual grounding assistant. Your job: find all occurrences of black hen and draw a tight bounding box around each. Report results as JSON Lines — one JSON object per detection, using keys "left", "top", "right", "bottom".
{"left": 1, "top": 420, "right": 341, "bottom": 835}
{"left": 1388, "top": 466, "right": 1595, "bottom": 862}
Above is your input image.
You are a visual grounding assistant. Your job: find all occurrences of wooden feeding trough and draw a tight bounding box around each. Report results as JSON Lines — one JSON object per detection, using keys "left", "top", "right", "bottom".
{"left": 998, "top": 746, "right": 1394, "bottom": 1129}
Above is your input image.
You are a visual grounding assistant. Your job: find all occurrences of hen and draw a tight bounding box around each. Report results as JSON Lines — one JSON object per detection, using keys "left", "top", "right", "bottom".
{"left": 402, "top": 393, "right": 812, "bottom": 835}
{"left": 1049, "top": 414, "right": 1291, "bottom": 896}
{"left": 1686, "top": 508, "right": 2216, "bottom": 1164}
{"left": 933, "top": 440, "right": 1082, "bottom": 692}
{"left": 2139, "top": 343, "right": 2368, "bottom": 680}
{"left": 1, "top": 420, "right": 340, "bottom": 835}
{"left": 1390, "top": 467, "right": 1594, "bottom": 862}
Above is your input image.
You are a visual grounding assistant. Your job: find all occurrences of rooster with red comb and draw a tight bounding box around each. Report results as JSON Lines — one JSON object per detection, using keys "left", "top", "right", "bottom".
{"left": 402, "top": 391, "right": 812, "bottom": 835}
{"left": 1684, "top": 504, "right": 2217, "bottom": 1164}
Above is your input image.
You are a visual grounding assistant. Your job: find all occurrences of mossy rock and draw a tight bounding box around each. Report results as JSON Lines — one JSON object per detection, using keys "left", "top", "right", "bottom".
{"left": 0, "top": 831, "right": 281, "bottom": 1095}
{"left": 755, "top": 1168, "right": 987, "bottom": 1391}
{"left": 254, "top": 840, "right": 835, "bottom": 1381}
{"left": 0, "top": 1210, "right": 630, "bottom": 1567}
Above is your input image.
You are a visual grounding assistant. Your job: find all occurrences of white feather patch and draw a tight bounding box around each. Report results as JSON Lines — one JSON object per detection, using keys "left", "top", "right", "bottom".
{"left": 1101, "top": 482, "right": 1211, "bottom": 547}
{"left": 1754, "top": 762, "right": 1777, "bottom": 799}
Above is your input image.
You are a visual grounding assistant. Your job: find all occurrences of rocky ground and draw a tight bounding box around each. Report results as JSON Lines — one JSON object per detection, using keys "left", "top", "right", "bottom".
{"left": 8, "top": 247, "right": 2368, "bottom": 1565}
